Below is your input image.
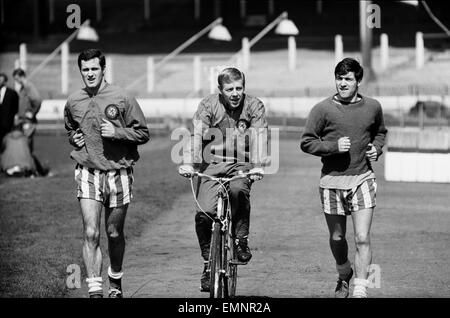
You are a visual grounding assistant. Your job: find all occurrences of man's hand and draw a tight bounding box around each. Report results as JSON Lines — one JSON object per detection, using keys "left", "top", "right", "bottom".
{"left": 178, "top": 164, "right": 195, "bottom": 178}
{"left": 248, "top": 167, "right": 264, "bottom": 181}
{"left": 100, "top": 118, "right": 115, "bottom": 138}
{"left": 338, "top": 136, "right": 351, "bottom": 152}
{"left": 366, "top": 143, "right": 378, "bottom": 162}
{"left": 73, "top": 129, "right": 85, "bottom": 148}
{"left": 24, "top": 111, "right": 34, "bottom": 120}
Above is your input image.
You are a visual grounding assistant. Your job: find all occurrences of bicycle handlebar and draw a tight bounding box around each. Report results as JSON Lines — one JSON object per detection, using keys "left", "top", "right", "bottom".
{"left": 190, "top": 170, "right": 263, "bottom": 182}
{"left": 180, "top": 169, "right": 263, "bottom": 219}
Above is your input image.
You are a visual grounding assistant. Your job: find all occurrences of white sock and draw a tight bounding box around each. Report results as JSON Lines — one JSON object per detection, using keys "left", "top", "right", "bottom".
{"left": 108, "top": 266, "right": 123, "bottom": 280}
{"left": 353, "top": 278, "right": 369, "bottom": 298}
{"left": 86, "top": 277, "right": 103, "bottom": 294}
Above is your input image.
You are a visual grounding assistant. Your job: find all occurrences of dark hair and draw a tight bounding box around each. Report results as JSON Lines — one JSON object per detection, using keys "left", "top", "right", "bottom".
{"left": 0, "top": 73, "right": 7, "bottom": 81}
{"left": 12, "top": 68, "right": 26, "bottom": 77}
{"left": 77, "top": 49, "right": 106, "bottom": 70}
{"left": 334, "top": 58, "right": 363, "bottom": 82}
{"left": 218, "top": 67, "right": 245, "bottom": 89}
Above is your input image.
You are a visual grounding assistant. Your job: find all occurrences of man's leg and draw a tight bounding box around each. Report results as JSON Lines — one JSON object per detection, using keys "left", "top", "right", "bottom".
{"left": 324, "top": 213, "right": 348, "bottom": 265}
{"left": 195, "top": 176, "right": 218, "bottom": 261}
{"left": 195, "top": 211, "right": 213, "bottom": 292}
{"left": 229, "top": 178, "right": 252, "bottom": 262}
{"left": 32, "top": 154, "right": 49, "bottom": 176}
{"left": 194, "top": 176, "right": 219, "bottom": 292}
{"left": 79, "top": 198, "right": 103, "bottom": 298}
{"left": 195, "top": 211, "right": 213, "bottom": 261}
{"left": 104, "top": 204, "right": 128, "bottom": 298}
{"left": 324, "top": 213, "right": 353, "bottom": 298}
{"left": 351, "top": 207, "right": 374, "bottom": 298}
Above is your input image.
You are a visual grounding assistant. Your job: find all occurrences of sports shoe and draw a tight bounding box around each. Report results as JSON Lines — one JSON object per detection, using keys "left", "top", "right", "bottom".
{"left": 108, "top": 288, "right": 123, "bottom": 298}
{"left": 352, "top": 278, "right": 369, "bottom": 298}
{"left": 352, "top": 290, "right": 368, "bottom": 298}
{"left": 236, "top": 238, "right": 252, "bottom": 263}
{"left": 200, "top": 263, "right": 210, "bottom": 292}
{"left": 335, "top": 268, "right": 353, "bottom": 298}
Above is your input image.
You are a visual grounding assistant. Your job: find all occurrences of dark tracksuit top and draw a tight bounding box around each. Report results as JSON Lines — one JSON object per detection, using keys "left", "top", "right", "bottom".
{"left": 64, "top": 83, "right": 150, "bottom": 171}
{"left": 300, "top": 94, "right": 387, "bottom": 189}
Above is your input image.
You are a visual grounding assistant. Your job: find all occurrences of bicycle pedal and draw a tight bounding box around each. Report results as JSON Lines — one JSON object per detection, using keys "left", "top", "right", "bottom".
{"left": 229, "top": 260, "right": 248, "bottom": 265}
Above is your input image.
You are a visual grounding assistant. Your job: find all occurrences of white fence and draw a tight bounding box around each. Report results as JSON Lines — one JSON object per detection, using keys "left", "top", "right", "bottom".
{"left": 385, "top": 127, "right": 450, "bottom": 183}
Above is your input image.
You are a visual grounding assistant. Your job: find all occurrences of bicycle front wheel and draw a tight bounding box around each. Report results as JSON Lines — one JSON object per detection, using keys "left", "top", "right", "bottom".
{"left": 227, "top": 228, "right": 238, "bottom": 298}
{"left": 228, "top": 263, "right": 237, "bottom": 297}
{"left": 210, "top": 222, "right": 224, "bottom": 298}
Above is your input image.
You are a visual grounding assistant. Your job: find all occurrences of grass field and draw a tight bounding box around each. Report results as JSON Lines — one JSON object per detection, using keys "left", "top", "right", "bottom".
{"left": 0, "top": 132, "right": 188, "bottom": 297}
{"left": 1, "top": 130, "right": 450, "bottom": 298}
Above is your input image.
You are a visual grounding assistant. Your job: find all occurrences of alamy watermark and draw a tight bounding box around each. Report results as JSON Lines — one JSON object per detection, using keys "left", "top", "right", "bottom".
{"left": 170, "top": 122, "right": 280, "bottom": 174}
{"left": 366, "top": 4, "right": 381, "bottom": 29}
{"left": 66, "top": 4, "right": 81, "bottom": 29}
{"left": 367, "top": 263, "right": 381, "bottom": 288}
{"left": 64, "top": 3, "right": 381, "bottom": 30}
{"left": 66, "top": 264, "right": 81, "bottom": 289}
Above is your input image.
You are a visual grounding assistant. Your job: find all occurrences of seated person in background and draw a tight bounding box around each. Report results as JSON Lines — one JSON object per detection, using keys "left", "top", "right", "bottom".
{"left": 0, "top": 120, "right": 50, "bottom": 177}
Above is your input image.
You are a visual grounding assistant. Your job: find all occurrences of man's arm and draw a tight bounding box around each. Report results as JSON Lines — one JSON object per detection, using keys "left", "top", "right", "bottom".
{"left": 111, "top": 95, "right": 150, "bottom": 145}
{"left": 189, "top": 100, "right": 211, "bottom": 168}
{"left": 300, "top": 105, "right": 340, "bottom": 157}
{"left": 249, "top": 100, "right": 269, "bottom": 168}
{"left": 371, "top": 103, "right": 388, "bottom": 158}
{"left": 179, "top": 100, "right": 212, "bottom": 176}
{"left": 63, "top": 101, "right": 81, "bottom": 148}
{"left": 11, "top": 89, "right": 19, "bottom": 117}
{"left": 26, "top": 83, "right": 42, "bottom": 118}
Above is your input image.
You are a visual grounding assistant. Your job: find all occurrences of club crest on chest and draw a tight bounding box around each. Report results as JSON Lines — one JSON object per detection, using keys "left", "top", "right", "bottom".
{"left": 105, "top": 104, "right": 120, "bottom": 120}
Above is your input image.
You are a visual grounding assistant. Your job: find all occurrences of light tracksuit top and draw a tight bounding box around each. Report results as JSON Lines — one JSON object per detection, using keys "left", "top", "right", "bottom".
{"left": 185, "top": 93, "right": 268, "bottom": 168}
{"left": 64, "top": 83, "right": 150, "bottom": 171}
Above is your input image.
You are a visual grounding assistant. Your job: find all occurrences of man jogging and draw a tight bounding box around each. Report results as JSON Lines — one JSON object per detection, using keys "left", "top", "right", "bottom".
{"left": 300, "top": 58, "right": 387, "bottom": 298}
{"left": 64, "top": 49, "right": 150, "bottom": 298}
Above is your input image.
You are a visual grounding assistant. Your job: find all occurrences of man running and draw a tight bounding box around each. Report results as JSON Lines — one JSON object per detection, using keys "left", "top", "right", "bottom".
{"left": 300, "top": 58, "right": 387, "bottom": 298}
{"left": 64, "top": 49, "right": 150, "bottom": 298}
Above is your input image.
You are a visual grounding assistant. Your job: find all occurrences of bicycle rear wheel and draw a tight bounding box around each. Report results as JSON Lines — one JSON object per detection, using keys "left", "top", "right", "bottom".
{"left": 210, "top": 222, "right": 224, "bottom": 298}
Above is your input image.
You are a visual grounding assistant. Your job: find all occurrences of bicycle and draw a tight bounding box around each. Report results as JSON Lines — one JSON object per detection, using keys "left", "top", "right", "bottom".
{"left": 182, "top": 169, "right": 263, "bottom": 298}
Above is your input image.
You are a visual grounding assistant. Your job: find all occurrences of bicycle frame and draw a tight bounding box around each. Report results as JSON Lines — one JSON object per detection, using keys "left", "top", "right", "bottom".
{"left": 210, "top": 188, "right": 229, "bottom": 298}
{"left": 188, "top": 171, "right": 262, "bottom": 298}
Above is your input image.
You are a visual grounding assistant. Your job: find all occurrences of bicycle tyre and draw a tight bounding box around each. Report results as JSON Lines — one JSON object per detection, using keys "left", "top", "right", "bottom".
{"left": 228, "top": 264, "right": 237, "bottom": 297}
{"left": 227, "top": 202, "right": 237, "bottom": 298}
{"left": 210, "top": 222, "right": 223, "bottom": 298}
{"left": 227, "top": 226, "right": 238, "bottom": 298}
{"left": 222, "top": 224, "right": 229, "bottom": 299}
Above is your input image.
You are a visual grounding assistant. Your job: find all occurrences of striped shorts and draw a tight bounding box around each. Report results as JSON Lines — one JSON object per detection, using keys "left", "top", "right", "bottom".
{"left": 74, "top": 164, "right": 134, "bottom": 208}
{"left": 319, "top": 179, "right": 377, "bottom": 216}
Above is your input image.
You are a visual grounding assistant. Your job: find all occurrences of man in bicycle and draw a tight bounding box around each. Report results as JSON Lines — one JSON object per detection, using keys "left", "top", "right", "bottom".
{"left": 178, "top": 67, "right": 268, "bottom": 292}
